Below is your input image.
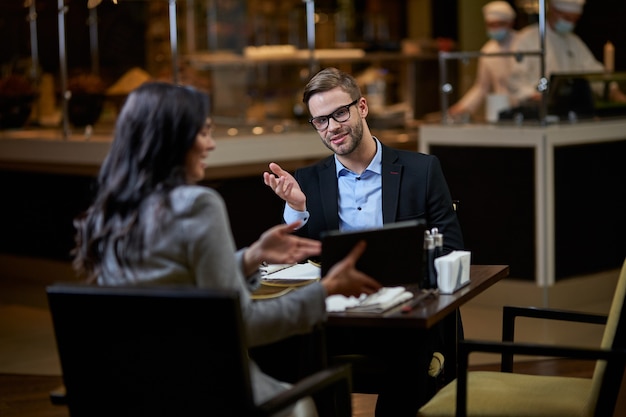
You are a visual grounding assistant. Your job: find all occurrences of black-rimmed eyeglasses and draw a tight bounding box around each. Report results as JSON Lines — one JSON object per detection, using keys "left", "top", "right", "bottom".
{"left": 308, "top": 99, "right": 359, "bottom": 131}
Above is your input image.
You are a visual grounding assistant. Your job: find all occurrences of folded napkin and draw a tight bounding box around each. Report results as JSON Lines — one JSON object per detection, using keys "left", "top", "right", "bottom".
{"left": 435, "top": 250, "right": 471, "bottom": 294}
{"left": 326, "top": 287, "right": 413, "bottom": 313}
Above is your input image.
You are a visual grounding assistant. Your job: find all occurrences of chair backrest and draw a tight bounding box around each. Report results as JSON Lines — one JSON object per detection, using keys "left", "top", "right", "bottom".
{"left": 47, "top": 283, "right": 254, "bottom": 417}
{"left": 589, "top": 258, "right": 626, "bottom": 417}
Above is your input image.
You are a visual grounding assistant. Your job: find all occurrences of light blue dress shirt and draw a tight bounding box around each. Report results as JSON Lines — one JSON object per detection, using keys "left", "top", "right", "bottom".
{"left": 284, "top": 138, "right": 383, "bottom": 232}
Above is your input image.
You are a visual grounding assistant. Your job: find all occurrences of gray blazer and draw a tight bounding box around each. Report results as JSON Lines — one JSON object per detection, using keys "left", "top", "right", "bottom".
{"left": 98, "top": 186, "right": 327, "bottom": 408}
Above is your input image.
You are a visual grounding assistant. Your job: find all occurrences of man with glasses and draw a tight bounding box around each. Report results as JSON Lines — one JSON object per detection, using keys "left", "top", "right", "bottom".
{"left": 264, "top": 67, "right": 462, "bottom": 250}
{"left": 263, "top": 67, "right": 463, "bottom": 416}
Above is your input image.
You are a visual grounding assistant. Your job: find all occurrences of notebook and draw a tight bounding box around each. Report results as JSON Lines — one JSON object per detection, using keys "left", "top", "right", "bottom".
{"left": 321, "top": 219, "right": 427, "bottom": 287}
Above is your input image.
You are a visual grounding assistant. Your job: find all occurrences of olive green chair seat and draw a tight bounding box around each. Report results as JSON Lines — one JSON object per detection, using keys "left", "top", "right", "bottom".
{"left": 419, "top": 257, "right": 626, "bottom": 417}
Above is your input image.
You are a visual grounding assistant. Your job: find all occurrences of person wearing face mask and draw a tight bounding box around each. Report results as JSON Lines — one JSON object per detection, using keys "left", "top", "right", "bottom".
{"left": 448, "top": 1, "right": 519, "bottom": 118}
{"left": 509, "top": 0, "right": 626, "bottom": 104}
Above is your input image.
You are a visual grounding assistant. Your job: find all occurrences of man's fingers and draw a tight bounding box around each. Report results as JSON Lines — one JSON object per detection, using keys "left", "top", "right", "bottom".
{"left": 283, "top": 181, "right": 294, "bottom": 196}
{"left": 263, "top": 172, "right": 274, "bottom": 187}
{"left": 264, "top": 173, "right": 285, "bottom": 196}
{"left": 269, "top": 162, "right": 286, "bottom": 176}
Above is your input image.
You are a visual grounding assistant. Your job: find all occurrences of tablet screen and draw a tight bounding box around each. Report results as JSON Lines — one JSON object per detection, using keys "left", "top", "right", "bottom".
{"left": 321, "top": 220, "right": 426, "bottom": 287}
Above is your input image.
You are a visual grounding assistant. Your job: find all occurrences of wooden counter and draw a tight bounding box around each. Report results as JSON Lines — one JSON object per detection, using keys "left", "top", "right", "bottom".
{"left": 0, "top": 125, "right": 417, "bottom": 262}
{"left": 0, "top": 128, "right": 329, "bottom": 178}
{"left": 0, "top": 127, "right": 417, "bottom": 178}
{"left": 419, "top": 119, "right": 626, "bottom": 286}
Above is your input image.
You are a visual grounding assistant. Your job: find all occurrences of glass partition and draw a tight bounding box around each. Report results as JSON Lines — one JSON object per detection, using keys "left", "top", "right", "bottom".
{"left": 0, "top": 0, "right": 441, "bottom": 139}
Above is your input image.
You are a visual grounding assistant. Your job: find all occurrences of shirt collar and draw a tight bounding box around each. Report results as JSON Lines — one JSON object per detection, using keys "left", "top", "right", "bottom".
{"left": 335, "top": 137, "right": 382, "bottom": 177}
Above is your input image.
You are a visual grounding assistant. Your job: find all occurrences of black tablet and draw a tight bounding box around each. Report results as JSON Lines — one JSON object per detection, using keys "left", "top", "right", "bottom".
{"left": 321, "top": 219, "right": 426, "bottom": 287}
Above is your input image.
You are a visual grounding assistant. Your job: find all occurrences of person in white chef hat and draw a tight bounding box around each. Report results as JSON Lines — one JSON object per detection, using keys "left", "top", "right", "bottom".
{"left": 448, "top": 1, "right": 520, "bottom": 118}
{"left": 509, "top": 0, "right": 626, "bottom": 104}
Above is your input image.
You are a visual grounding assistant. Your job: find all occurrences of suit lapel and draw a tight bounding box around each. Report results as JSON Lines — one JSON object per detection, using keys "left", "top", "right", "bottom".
{"left": 381, "top": 146, "right": 402, "bottom": 224}
{"left": 318, "top": 158, "right": 340, "bottom": 231}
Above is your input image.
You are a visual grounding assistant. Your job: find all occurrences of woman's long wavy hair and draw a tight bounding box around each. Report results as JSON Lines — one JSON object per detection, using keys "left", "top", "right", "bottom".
{"left": 73, "top": 82, "right": 210, "bottom": 282}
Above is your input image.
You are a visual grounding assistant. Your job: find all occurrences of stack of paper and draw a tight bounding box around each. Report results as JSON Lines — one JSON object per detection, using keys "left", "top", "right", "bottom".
{"left": 253, "top": 263, "right": 321, "bottom": 300}
{"left": 261, "top": 263, "right": 321, "bottom": 281}
{"left": 326, "top": 287, "right": 413, "bottom": 314}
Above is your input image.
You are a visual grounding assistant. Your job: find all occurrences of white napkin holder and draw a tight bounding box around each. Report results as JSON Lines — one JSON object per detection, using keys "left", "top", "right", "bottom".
{"left": 435, "top": 250, "right": 471, "bottom": 294}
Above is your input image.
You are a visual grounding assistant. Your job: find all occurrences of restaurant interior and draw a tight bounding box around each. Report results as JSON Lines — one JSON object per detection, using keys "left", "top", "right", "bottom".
{"left": 1, "top": 0, "right": 626, "bottom": 416}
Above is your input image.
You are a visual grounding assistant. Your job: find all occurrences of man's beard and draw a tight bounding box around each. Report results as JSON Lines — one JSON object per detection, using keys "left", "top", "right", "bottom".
{"left": 322, "top": 118, "right": 363, "bottom": 156}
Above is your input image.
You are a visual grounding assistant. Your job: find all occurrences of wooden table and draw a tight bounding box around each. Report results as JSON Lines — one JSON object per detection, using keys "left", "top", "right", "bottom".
{"left": 250, "top": 265, "right": 509, "bottom": 393}
{"left": 327, "top": 264, "right": 509, "bottom": 329}
{"left": 324, "top": 264, "right": 509, "bottom": 391}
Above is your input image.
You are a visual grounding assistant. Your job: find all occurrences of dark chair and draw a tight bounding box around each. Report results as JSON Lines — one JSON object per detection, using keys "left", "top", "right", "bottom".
{"left": 418, "top": 257, "right": 626, "bottom": 417}
{"left": 46, "top": 283, "right": 352, "bottom": 417}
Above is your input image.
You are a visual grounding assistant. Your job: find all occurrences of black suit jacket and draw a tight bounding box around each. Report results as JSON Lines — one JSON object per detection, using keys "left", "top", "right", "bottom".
{"left": 293, "top": 142, "right": 464, "bottom": 253}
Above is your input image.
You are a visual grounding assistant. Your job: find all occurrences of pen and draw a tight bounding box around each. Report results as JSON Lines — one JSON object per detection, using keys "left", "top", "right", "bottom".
{"left": 401, "top": 289, "right": 438, "bottom": 313}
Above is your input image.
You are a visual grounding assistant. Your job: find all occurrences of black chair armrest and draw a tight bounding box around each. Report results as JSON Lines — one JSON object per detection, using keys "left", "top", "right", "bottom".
{"left": 461, "top": 339, "right": 623, "bottom": 363}
{"left": 501, "top": 306, "right": 607, "bottom": 371}
{"left": 255, "top": 364, "right": 352, "bottom": 417}
{"left": 454, "top": 339, "right": 626, "bottom": 417}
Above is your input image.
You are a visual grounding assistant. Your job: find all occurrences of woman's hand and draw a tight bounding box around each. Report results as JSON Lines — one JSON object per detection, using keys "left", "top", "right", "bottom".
{"left": 243, "top": 222, "right": 321, "bottom": 276}
{"left": 321, "top": 241, "right": 382, "bottom": 297}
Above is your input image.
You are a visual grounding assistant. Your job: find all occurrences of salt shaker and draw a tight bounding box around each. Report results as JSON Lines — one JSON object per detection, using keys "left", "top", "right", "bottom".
{"left": 423, "top": 230, "right": 437, "bottom": 289}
